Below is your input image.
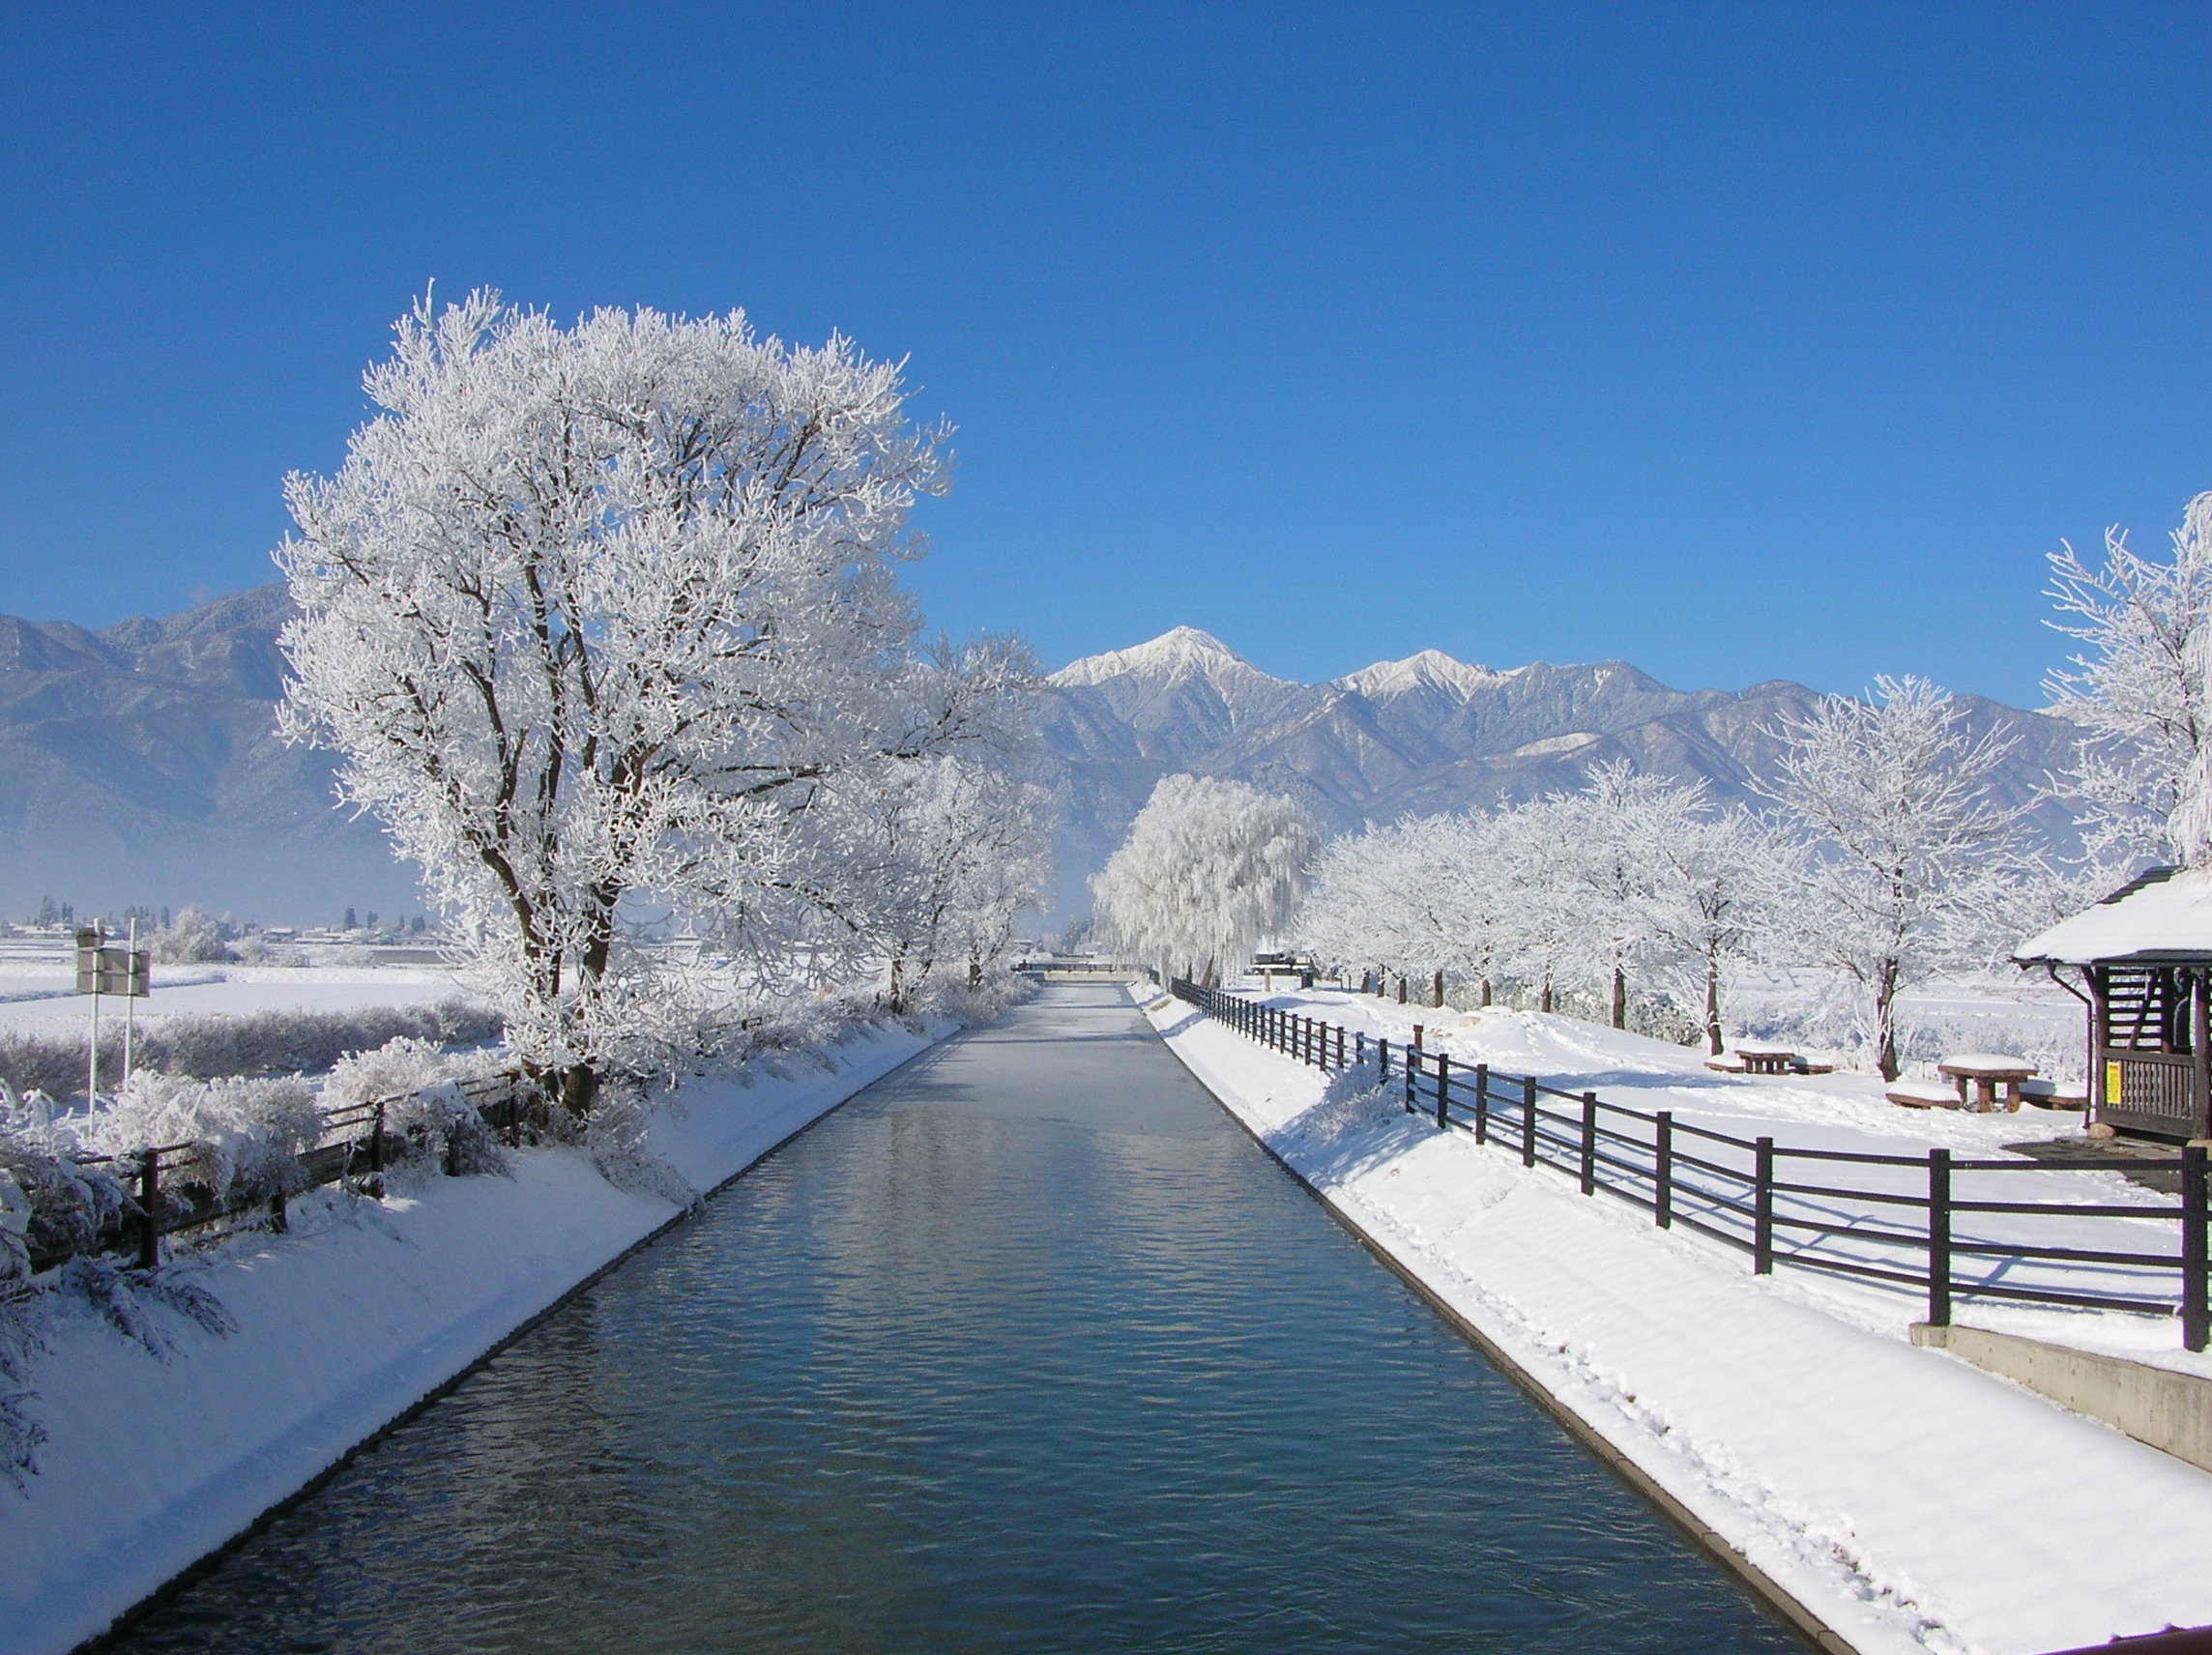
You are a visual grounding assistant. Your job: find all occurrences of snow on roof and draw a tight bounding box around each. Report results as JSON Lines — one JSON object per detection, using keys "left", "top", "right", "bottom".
{"left": 2014, "top": 866, "right": 2212, "bottom": 964}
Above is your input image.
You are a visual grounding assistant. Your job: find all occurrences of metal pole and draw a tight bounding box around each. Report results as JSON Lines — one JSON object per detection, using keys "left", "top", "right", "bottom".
{"left": 124, "top": 917, "right": 137, "bottom": 1087}
{"left": 88, "top": 975, "right": 101, "bottom": 1105}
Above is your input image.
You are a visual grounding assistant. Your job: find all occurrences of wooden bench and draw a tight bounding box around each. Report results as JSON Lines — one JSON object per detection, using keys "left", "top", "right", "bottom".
{"left": 1937, "top": 1054, "right": 2038, "bottom": 1113}
{"left": 1886, "top": 1080, "right": 1961, "bottom": 1110}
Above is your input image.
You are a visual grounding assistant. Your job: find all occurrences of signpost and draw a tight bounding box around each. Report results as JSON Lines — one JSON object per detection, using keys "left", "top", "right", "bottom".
{"left": 74, "top": 922, "right": 150, "bottom": 1101}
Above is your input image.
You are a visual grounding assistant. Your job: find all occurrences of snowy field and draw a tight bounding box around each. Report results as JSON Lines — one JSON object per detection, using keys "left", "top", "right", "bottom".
{"left": 0, "top": 945, "right": 465, "bottom": 1038}
{"left": 0, "top": 1020, "right": 947, "bottom": 1655}
{"left": 1144, "top": 981, "right": 2212, "bottom": 1655}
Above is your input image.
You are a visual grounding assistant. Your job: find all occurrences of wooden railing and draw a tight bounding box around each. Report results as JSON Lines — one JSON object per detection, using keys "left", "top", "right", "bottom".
{"left": 27, "top": 1070, "right": 541, "bottom": 1274}
{"left": 1169, "top": 979, "right": 2212, "bottom": 1351}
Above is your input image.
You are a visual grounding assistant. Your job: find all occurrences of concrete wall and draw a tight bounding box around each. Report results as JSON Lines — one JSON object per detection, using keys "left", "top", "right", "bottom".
{"left": 1912, "top": 1322, "right": 2212, "bottom": 1473}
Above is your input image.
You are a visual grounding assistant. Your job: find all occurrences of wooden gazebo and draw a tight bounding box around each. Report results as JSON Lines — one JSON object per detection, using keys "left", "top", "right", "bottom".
{"left": 2016, "top": 866, "right": 2212, "bottom": 1143}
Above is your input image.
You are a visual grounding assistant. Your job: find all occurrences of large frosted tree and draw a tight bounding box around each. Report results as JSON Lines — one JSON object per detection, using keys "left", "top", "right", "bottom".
{"left": 1761, "top": 677, "right": 2026, "bottom": 1080}
{"left": 2046, "top": 489, "right": 2212, "bottom": 869}
{"left": 1091, "top": 774, "right": 1317, "bottom": 983}
{"left": 277, "top": 291, "right": 1027, "bottom": 1114}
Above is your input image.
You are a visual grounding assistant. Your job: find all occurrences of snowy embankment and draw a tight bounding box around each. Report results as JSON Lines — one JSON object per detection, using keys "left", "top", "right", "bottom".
{"left": 0, "top": 1020, "right": 945, "bottom": 1655}
{"left": 1141, "top": 983, "right": 2212, "bottom": 1655}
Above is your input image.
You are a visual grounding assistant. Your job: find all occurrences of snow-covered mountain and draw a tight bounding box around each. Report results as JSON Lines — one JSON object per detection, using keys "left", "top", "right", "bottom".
{"left": 0, "top": 587, "right": 420, "bottom": 922}
{"left": 0, "top": 589, "right": 2082, "bottom": 930}
{"left": 1040, "top": 629, "right": 2082, "bottom": 922}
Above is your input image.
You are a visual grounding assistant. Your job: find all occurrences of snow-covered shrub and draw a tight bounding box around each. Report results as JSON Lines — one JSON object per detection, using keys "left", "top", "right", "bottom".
{"left": 323, "top": 1034, "right": 503, "bottom": 1109}
{"left": 0, "top": 1118, "right": 235, "bottom": 1490}
{"left": 385, "top": 1080, "right": 509, "bottom": 1178}
{"left": 150, "top": 908, "right": 232, "bottom": 965}
{"left": 581, "top": 1083, "right": 690, "bottom": 1206}
{"left": 74, "top": 1075, "right": 323, "bottom": 1208}
{"left": 0, "top": 998, "right": 502, "bottom": 1104}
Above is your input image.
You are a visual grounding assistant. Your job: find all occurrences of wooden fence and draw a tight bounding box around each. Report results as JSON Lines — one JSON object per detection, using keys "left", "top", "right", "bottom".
{"left": 27, "top": 1071, "right": 542, "bottom": 1274}
{"left": 1169, "top": 979, "right": 2211, "bottom": 1351}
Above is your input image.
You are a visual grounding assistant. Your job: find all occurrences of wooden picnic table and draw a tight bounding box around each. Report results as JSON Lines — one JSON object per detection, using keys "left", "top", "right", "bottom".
{"left": 1731, "top": 1040, "right": 1798, "bottom": 1076}
{"left": 1936, "top": 1053, "right": 2038, "bottom": 1114}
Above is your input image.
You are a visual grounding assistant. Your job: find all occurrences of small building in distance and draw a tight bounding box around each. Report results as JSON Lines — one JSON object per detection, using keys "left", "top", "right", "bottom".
{"left": 2016, "top": 866, "right": 2212, "bottom": 1142}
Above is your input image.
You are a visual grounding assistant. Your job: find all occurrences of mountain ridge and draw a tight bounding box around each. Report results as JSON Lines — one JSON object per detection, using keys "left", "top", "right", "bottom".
{"left": 0, "top": 588, "right": 2082, "bottom": 927}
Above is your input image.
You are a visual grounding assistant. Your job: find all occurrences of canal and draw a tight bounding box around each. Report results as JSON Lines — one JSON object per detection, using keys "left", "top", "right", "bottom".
{"left": 106, "top": 986, "right": 1802, "bottom": 1653}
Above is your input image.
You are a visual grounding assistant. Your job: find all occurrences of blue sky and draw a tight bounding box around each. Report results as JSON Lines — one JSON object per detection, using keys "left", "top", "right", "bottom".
{"left": 0, "top": 3, "right": 2203, "bottom": 705}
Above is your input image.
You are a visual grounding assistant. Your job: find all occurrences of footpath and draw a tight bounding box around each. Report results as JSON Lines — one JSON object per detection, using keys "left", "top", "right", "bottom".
{"left": 1139, "top": 984, "right": 2212, "bottom": 1655}
{"left": 0, "top": 1021, "right": 945, "bottom": 1655}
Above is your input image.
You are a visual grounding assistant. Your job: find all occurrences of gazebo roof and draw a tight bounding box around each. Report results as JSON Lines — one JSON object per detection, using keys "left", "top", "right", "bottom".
{"left": 2015, "top": 865, "right": 2212, "bottom": 966}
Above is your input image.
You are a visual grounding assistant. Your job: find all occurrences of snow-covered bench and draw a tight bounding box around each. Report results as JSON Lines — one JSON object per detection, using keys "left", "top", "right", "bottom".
{"left": 2020, "top": 1077, "right": 2088, "bottom": 1111}
{"left": 1885, "top": 1080, "right": 1961, "bottom": 1110}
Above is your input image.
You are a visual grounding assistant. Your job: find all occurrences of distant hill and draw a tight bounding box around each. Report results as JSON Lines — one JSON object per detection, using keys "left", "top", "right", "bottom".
{"left": 1039, "top": 626, "right": 2084, "bottom": 921}
{"left": 0, "top": 586, "right": 419, "bottom": 925}
{"left": 0, "top": 590, "right": 2085, "bottom": 929}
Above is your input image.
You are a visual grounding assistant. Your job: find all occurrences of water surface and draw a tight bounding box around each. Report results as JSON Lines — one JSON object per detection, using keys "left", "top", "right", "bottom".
{"left": 109, "top": 986, "right": 1802, "bottom": 1653}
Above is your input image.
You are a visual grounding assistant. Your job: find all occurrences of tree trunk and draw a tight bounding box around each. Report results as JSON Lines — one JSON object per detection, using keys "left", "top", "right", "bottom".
{"left": 1479, "top": 977, "right": 1492, "bottom": 1008}
{"left": 555, "top": 1062, "right": 597, "bottom": 1118}
{"left": 1611, "top": 966, "right": 1627, "bottom": 1030}
{"left": 1432, "top": 969, "right": 1445, "bottom": 1008}
{"left": 1704, "top": 954, "right": 1724, "bottom": 1056}
{"left": 1396, "top": 975, "right": 1408, "bottom": 1004}
{"left": 1876, "top": 959, "right": 1903, "bottom": 1082}
{"left": 1539, "top": 978, "right": 1554, "bottom": 1015}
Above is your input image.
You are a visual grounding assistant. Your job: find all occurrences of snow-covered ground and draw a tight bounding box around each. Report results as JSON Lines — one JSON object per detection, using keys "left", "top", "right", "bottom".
{"left": 1144, "top": 981, "right": 2212, "bottom": 1655}
{"left": 0, "top": 1019, "right": 946, "bottom": 1655}
{"left": 0, "top": 957, "right": 465, "bottom": 1035}
{"left": 1246, "top": 981, "right": 2195, "bottom": 1372}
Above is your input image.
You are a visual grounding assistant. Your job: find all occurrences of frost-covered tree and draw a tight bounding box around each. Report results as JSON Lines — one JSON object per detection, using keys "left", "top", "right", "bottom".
{"left": 859, "top": 731, "right": 1055, "bottom": 1008}
{"left": 1296, "top": 813, "right": 1501, "bottom": 998}
{"left": 2046, "top": 489, "right": 2212, "bottom": 869}
{"left": 277, "top": 291, "right": 1025, "bottom": 1114}
{"left": 1761, "top": 677, "right": 2028, "bottom": 1080}
{"left": 1640, "top": 794, "right": 1790, "bottom": 1055}
{"left": 1091, "top": 774, "right": 1317, "bottom": 983}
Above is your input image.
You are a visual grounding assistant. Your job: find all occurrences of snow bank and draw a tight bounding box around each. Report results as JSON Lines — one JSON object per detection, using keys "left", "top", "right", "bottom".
{"left": 1139, "top": 984, "right": 2212, "bottom": 1655}
{"left": 0, "top": 1019, "right": 943, "bottom": 1655}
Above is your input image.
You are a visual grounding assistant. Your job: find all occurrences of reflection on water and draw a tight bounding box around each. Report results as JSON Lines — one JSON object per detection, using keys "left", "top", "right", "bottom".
{"left": 107, "top": 989, "right": 1802, "bottom": 1653}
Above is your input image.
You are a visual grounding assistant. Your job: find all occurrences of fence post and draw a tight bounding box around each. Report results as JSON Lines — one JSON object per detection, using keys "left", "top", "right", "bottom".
{"left": 1928, "top": 1147, "right": 1952, "bottom": 1326}
{"left": 2183, "top": 1144, "right": 2207, "bottom": 1353}
{"left": 1754, "top": 1137, "right": 1775, "bottom": 1275}
{"left": 137, "top": 1150, "right": 160, "bottom": 1270}
{"left": 1472, "top": 1062, "right": 1488, "bottom": 1144}
{"left": 1580, "top": 1092, "right": 1598, "bottom": 1195}
{"left": 1380, "top": 1038, "right": 1389, "bottom": 1084}
{"left": 1355, "top": 1031, "right": 1366, "bottom": 1066}
{"left": 370, "top": 1098, "right": 387, "bottom": 1175}
{"left": 1522, "top": 1075, "right": 1537, "bottom": 1168}
{"left": 1655, "top": 1111, "right": 1673, "bottom": 1229}
{"left": 1436, "top": 1054, "right": 1451, "bottom": 1130}
{"left": 1405, "top": 1048, "right": 1417, "bottom": 1113}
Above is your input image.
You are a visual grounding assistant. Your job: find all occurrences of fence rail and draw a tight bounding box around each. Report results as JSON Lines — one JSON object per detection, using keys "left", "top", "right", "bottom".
{"left": 1168, "top": 979, "right": 2211, "bottom": 1350}
{"left": 26, "top": 1070, "right": 543, "bottom": 1275}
